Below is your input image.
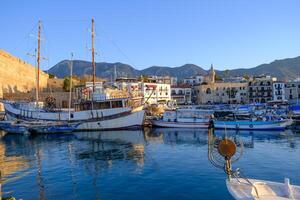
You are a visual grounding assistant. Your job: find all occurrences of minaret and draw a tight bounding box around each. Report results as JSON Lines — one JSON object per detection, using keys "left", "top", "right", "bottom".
{"left": 210, "top": 64, "right": 215, "bottom": 83}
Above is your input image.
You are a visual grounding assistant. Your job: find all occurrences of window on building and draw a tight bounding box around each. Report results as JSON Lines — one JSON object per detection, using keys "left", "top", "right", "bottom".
{"left": 206, "top": 88, "right": 211, "bottom": 94}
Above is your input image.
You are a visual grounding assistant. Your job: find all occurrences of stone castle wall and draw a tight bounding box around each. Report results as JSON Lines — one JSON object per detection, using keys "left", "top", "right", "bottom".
{"left": 0, "top": 49, "right": 49, "bottom": 98}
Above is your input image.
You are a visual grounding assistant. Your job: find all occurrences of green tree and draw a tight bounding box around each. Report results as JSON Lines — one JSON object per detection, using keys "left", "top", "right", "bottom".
{"left": 63, "top": 77, "right": 74, "bottom": 92}
{"left": 48, "top": 74, "right": 55, "bottom": 79}
{"left": 243, "top": 74, "right": 250, "bottom": 80}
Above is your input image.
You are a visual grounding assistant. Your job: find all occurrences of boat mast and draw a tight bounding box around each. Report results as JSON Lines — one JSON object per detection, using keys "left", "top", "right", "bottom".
{"left": 36, "top": 20, "right": 41, "bottom": 104}
{"left": 68, "top": 53, "right": 73, "bottom": 121}
{"left": 91, "top": 18, "right": 96, "bottom": 92}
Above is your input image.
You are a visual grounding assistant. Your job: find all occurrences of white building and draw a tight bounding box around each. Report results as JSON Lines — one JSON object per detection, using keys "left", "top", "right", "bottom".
{"left": 285, "top": 80, "right": 300, "bottom": 104}
{"left": 115, "top": 79, "right": 171, "bottom": 105}
{"left": 183, "top": 75, "right": 204, "bottom": 86}
{"left": 141, "top": 82, "right": 171, "bottom": 104}
{"left": 272, "top": 82, "right": 286, "bottom": 101}
{"left": 171, "top": 85, "right": 192, "bottom": 105}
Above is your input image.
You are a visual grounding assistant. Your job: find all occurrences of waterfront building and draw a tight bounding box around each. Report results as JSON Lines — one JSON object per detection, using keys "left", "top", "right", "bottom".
{"left": 272, "top": 81, "right": 286, "bottom": 101}
{"left": 141, "top": 82, "right": 171, "bottom": 104}
{"left": 183, "top": 75, "right": 205, "bottom": 86}
{"left": 285, "top": 80, "right": 300, "bottom": 104}
{"left": 248, "top": 75, "right": 277, "bottom": 103}
{"left": 116, "top": 78, "right": 171, "bottom": 105}
{"left": 171, "top": 84, "right": 192, "bottom": 105}
{"left": 194, "top": 65, "right": 248, "bottom": 104}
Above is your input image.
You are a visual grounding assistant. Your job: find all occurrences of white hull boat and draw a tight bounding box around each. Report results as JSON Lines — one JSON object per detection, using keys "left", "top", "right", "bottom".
{"left": 227, "top": 178, "right": 300, "bottom": 200}
{"left": 151, "top": 108, "right": 213, "bottom": 128}
{"left": 3, "top": 101, "right": 145, "bottom": 131}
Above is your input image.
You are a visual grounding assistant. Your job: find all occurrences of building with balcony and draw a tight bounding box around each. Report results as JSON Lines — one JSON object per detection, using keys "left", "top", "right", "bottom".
{"left": 183, "top": 75, "right": 205, "bottom": 86}
{"left": 248, "top": 75, "right": 277, "bottom": 103}
{"left": 194, "top": 66, "right": 248, "bottom": 104}
{"left": 272, "top": 82, "right": 286, "bottom": 101}
{"left": 285, "top": 80, "right": 300, "bottom": 104}
{"left": 171, "top": 84, "right": 192, "bottom": 105}
{"left": 115, "top": 78, "right": 171, "bottom": 105}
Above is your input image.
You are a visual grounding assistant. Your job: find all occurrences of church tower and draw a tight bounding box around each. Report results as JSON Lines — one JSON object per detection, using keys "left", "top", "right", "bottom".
{"left": 209, "top": 64, "right": 215, "bottom": 83}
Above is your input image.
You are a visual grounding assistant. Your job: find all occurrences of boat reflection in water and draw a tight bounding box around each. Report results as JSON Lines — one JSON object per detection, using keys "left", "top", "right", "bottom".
{"left": 150, "top": 127, "right": 298, "bottom": 149}
{"left": 74, "top": 130, "right": 146, "bottom": 167}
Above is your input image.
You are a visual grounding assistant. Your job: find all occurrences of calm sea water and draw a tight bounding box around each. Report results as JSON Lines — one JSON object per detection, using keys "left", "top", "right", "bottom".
{"left": 0, "top": 128, "right": 300, "bottom": 200}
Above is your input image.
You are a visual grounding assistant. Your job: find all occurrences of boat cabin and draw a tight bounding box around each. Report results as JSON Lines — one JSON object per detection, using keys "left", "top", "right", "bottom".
{"left": 74, "top": 98, "right": 129, "bottom": 111}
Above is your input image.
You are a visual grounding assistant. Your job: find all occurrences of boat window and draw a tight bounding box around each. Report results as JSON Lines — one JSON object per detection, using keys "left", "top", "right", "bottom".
{"left": 100, "top": 102, "right": 111, "bottom": 109}
{"left": 111, "top": 100, "right": 123, "bottom": 108}
{"left": 93, "top": 102, "right": 111, "bottom": 109}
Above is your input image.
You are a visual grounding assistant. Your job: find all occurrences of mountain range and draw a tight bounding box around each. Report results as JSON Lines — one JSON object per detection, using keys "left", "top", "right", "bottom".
{"left": 48, "top": 56, "right": 300, "bottom": 80}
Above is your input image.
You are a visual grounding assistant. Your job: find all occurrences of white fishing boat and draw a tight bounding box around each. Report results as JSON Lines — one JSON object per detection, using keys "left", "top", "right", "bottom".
{"left": 227, "top": 177, "right": 300, "bottom": 200}
{"left": 151, "top": 108, "right": 213, "bottom": 128}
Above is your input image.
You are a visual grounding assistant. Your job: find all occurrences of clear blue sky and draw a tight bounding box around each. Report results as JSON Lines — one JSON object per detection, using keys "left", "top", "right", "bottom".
{"left": 1, "top": 0, "right": 300, "bottom": 71}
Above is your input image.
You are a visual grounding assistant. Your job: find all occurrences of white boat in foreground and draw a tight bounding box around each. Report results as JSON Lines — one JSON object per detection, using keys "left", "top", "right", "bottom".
{"left": 151, "top": 109, "right": 213, "bottom": 128}
{"left": 227, "top": 178, "right": 300, "bottom": 200}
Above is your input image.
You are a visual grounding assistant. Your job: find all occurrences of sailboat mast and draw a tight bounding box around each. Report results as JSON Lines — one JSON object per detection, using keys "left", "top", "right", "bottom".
{"left": 91, "top": 18, "right": 96, "bottom": 92}
{"left": 68, "top": 53, "right": 73, "bottom": 121}
{"left": 36, "top": 20, "right": 41, "bottom": 104}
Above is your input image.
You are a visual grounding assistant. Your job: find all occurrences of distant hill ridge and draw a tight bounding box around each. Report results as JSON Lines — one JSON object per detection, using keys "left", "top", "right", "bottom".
{"left": 48, "top": 56, "right": 300, "bottom": 80}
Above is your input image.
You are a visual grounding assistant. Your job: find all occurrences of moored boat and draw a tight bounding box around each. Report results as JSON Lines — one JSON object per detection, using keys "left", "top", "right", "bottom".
{"left": 151, "top": 109, "right": 213, "bottom": 128}
{"left": 0, "top": 121, "right": 30, "bottom": 135}
{"left": 213, "top": 111, "right": 292, "bottom": 130}
{"left": 3, "top": 100, "right": 145, "bottom": 131}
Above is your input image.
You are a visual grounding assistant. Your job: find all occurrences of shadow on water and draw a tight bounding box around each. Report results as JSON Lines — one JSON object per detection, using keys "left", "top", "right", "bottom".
{"left": 0, "top": 128, "right": 299, "bottom": 199}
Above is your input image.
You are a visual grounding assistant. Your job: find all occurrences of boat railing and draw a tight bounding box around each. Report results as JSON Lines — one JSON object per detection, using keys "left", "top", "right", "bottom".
{"left": 230, "top": 168, "right": 259, "bottom": 198}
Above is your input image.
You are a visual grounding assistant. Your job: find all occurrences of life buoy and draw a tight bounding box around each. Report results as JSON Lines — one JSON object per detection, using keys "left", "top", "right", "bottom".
{"left": 249, "top": 124, "right": 253, "bottom": 128}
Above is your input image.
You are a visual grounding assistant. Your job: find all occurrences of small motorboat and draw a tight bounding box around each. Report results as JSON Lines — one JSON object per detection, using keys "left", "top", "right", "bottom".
{"left": 0, "top": 121, "right": 30, "bottom": 135}
{"left": 227, "top": 177, "right": 300, "bottom": 200}
{"left": 0, "top": 120, "right": 12, "bottom": 130}
{"left": 151, "top": 109, "right": 213, "bottom": 128}
{"left": 213, "top": 111, "right": 293, "bottom": 130}
{"left": 29, "top": 122, "right": 80, "bottom": 134}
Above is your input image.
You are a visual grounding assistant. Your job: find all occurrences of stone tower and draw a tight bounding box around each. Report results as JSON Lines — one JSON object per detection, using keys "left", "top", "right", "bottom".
{"left": 209, "top": 64, "right": 215, "bottom": 83}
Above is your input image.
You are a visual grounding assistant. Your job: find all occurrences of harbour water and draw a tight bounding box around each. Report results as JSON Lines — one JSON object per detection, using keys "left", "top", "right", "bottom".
{"left": 0, "top": 128, "right": 300, "bottom": 200}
